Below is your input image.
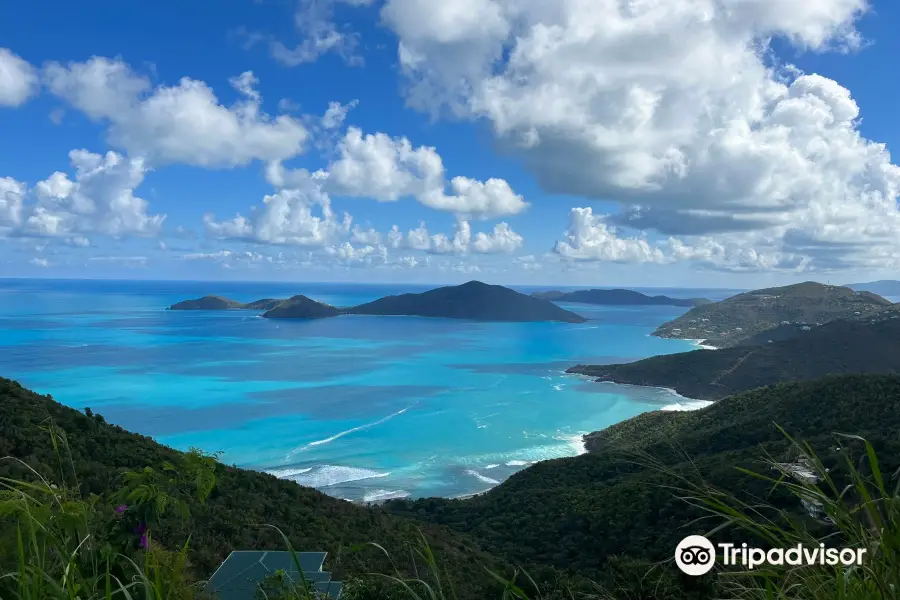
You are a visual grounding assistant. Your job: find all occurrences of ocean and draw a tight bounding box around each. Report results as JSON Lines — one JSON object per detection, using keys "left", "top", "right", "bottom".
{"left": 0, "top": 279, "right": 738, "bottom": 501}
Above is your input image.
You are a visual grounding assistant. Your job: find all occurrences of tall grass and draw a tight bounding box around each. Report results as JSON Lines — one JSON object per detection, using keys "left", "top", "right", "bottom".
{"left": 0, "top": 422, "right": 213, "bottom": 600}
{"left": 668, "top": 428, "right": 900, "bottom": 600}
{"left": 2, "top": 421, "right": 897, "bottom": 600}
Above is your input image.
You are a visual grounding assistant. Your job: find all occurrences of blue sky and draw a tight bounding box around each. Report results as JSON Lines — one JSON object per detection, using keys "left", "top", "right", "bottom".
{"left": 1, "top": 0, "right": 899, "bottom": 287}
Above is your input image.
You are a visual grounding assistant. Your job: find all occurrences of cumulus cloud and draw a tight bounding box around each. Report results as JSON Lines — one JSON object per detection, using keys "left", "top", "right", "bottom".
{"left": 29, "top": 257, "right": 50, "bottom": 267}
{"left": 0, "top": 48, "right": 38, "bottom": 106}
{"left": 382, "top": 0, "right": 900, "bottom": 272}
{"left": 45, "top": 58, "right": 308, "bottom": 167}
{"left": 204, "top": 170, "right": 352, "bottom": 247}
{"left": 0, "top": 177, "right": 26, "bottom": 230}
{"left": 326, "top": 127, "right": 528, "bottom": 218}
{"left": 1, "top": 150, "right": 165, "bottom": 240}
{"left": 389, "top": 219, "right": 523, "bottom": 254}
{"left": 553, "top": 208, "right": 665, "bottom": 264}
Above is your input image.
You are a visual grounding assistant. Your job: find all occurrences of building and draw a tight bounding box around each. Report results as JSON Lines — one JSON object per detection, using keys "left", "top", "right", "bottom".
{"left": 205, "top": 550, "right": 343, "bottom": 599}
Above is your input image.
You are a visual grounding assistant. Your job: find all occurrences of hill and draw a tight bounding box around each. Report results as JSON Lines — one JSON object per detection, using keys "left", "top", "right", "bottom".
{"left": 169, "top": 296, "right": 286, "bottom": 311}
{"left": 567, "top": 317, "right": 900, "bottom": 400}
{"left": 0, "top": 376, "right": 509, "bottom": 597}
{"left": 532, "top": 288, "right": 710, "bottom": 307}
{"left": 345, "top": 281, "right": 587, "bottom": 323}
{"left": 652, "top": 281, "right": 891, "bottom": 347}
{"left": 262, "top": 295, "right": 341, "bottom": 319}
{"left": 386, "top": 374, "right": 900, "bottom": 584}
{"left": 849, "top": 279, "right": 900, "bottom": 297}
{"left": 169, "top": 295, "right": 248, "bottom": 310}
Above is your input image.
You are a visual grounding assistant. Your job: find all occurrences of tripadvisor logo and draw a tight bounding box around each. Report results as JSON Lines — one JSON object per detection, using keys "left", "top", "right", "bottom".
{"left": 675, "top": 535, "right": 867, "bottom": 576}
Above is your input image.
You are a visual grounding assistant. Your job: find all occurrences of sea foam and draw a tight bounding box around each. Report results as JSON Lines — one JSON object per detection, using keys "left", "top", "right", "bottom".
{"left": 362, "top": 489, "right": 410, "bottom": 502}
{"left": 280, "top": 465, "right": 390, "bottom": 488}
{"left": 466, "top": 469, "right": 500, "bottom": 485}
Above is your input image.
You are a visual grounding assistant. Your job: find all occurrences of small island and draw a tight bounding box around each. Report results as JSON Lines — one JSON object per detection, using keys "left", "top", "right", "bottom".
{"left": 170, "top": 281, "right": 587, "bottom": 323}
{"left": 532, "top": 288, "right": 710, "bottom": 307}
{"left": 652, "top": 281, "right": 891, "bottom": 348}
{"left": 169, "top": 296, "right": 285, "bottom": 311}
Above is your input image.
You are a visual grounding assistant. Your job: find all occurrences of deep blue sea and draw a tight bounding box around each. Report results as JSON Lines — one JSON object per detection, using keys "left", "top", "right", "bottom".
{"left": 0, "top": 279, "right": 739, "bottom": 502}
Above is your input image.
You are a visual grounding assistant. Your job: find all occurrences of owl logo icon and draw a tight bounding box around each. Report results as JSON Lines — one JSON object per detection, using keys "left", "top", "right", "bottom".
{"left": 675, "top": 535, "right": 716, "bottom": 575}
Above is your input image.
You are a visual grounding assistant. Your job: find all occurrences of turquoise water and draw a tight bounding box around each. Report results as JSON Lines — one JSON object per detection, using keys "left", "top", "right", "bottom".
{"left": 0, "top": 279, "right": 736, "bottom": 501}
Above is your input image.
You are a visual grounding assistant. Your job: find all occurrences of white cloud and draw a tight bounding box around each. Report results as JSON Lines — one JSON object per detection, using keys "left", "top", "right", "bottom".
{"left": 390, "top": 219, "right": 523, "bottom": 254}
{"left": 1, "top": 150, "right": 164, "bottom": 241}
{"left": 350, "top": 225, "right": 381, "bottom": 245}
{"left": 382, "top": 0, "right": 900, "bottom": 272}
{"left": 28, "top": 257, "right": 50, "bottom": 267}
{"left": 0, "top": 48, "right": 38, "bottom": 106}
{"left": 0, "top": 177, "right": 26, "bottom": 229}
{"left": 553, "top": 207, "right": 666, "bottom": 264}
{"left": 322, "top": 99, "right": 358, "bottom": 129}
{"left": 471, "top": 222, "right": 523, "bottom": 253}
{"left": 326, "top": 127, "right": 528, "bottom": 218}
{"left": 204, "top": 171, "right": 352, "bottom": 247}
{"left": 24, "top": 150, "right": 165, "bottom": 238}
{"left": 45, "top": 58, "right": 308, "bottom": 167}
{"left": 270, "top": 0, "right": 363, "bottom": 66}
{"left": 325, "top": 241, "right": 388, "bottom": 266}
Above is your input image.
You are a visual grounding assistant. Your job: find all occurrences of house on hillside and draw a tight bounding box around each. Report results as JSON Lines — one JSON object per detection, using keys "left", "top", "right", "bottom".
{"left": 205, "top": 550, "right": 343, "bottom": 599}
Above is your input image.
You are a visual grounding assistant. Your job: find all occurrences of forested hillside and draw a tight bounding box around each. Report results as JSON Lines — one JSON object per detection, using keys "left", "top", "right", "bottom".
{"left": 386, "top": 375, "right": 900, "bottom": 587}
{"left": 0, "top": 377, "right": 509, "bottom": 597}
{"left": 568, "top": 318, "right": 900, "bottom": 399}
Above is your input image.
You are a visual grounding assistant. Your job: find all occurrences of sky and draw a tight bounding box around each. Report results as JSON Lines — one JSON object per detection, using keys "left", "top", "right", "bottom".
{"left": 1, "top": 0, "right": 899, "bottom": 287}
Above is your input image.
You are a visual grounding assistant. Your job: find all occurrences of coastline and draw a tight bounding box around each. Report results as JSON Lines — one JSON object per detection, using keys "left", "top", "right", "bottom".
{"left": 688, "top": 338, "right": 719, "bottom": 350}
{"left": 585, "top": 379, "right": 714, "bottom": 411}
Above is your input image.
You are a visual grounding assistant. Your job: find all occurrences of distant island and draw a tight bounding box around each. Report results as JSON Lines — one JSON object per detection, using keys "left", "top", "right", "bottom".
{"left": 169, "top": 281, "right": 587, "bottom": 324}
{"left": 568, "top": 315, "right": 900, "bottom": 400}
{"left": 532, "top": 288, "right": 710, "bottom": 307}
{"left": 262, "top": 295, "right": 341, "bottom": 319}
{"left": 168, "top": 296, "right": 284, "bottom": 311}
{"left": 849, "top": 280, "right": 900, "bottom": 297}
{"left": 651, "top": 281, "right": 891, "bottom": 347}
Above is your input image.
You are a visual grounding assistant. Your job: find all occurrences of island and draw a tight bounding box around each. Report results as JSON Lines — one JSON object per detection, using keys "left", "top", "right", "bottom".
{"left": 171, "top": 281, "right": 587, "bottom": 323}
{"left": 651, "top": 281, "right": 891, "bottom": 347}
{"left": 568, "top": 316, "right": 900, "bottom": 400}
{"left": 532, "top": 288, "right": 710, "bottom": 307}
{"left": 262, "top": 295, "right": 341, "bottom": 319}
{"left": 169, "top": 296, "right": 285, "bottom": 311}
{"left": 849, "top": 279, "right": 900, "bottom": 297}
{"left": 345, "top": 281, "right": 587, "bottom": 322}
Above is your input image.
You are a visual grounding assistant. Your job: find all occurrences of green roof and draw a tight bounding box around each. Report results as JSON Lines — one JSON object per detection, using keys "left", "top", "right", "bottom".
{"left": 205, "top": 550, "right": 341, "bottom": 599}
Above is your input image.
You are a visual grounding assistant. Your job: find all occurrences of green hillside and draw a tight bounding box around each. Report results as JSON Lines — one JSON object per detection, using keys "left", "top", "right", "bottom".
{"left": 652, "top": 282, "right": 890, "bottom": 347}
{"left": 568, "top": 318, "right": 900, "bottom": 399}
{"left": 386, "top": 375, "right": 900, "bottom": 587}
{"left": 0, "top": 377, "right": 509, "bottom": 598}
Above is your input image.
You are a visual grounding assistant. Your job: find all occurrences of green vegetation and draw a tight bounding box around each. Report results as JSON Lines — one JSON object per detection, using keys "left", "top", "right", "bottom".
{"left": 169, "top": 296, "right": 284, "bottom": 311}
{"left": 568, "top": 318, "right": 900, "bottom": 399}
{"left": 652, "top": 282, "right": 891, "bottom": 347}
{"left": 0, "top": 377, "right": 511, "bottom": 599}
{"left": 344, "top": 281, "right": 586, "bottom": 323}
{"left": 262, "top": 295, "right": 342, "bottom": 319}
{"left": 4, "top": 373, "right": 899, "bottom": 599}
{"left": 532, "top": 289, "right": 710, "bottom": 307}
{"left": 386, "top": 375, "right": 900, "bottom": 596}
